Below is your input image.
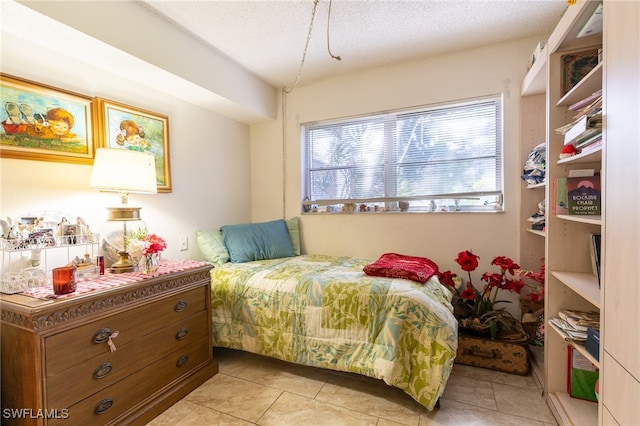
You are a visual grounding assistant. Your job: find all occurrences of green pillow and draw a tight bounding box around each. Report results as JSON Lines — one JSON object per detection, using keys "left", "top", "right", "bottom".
{"left": 221, "top": 219, "right": 295, "bottom": 263}
{"left": 286, "top": 217, "right": 301, "bottom": 255}
{"left": 195, "top": 229, "right": 230, "bottom": 266}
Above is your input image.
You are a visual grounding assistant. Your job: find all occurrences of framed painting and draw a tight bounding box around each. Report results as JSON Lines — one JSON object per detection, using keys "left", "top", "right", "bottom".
{"left": 95, "top": 98, "right": 171, "bottom": 192}
{"left": 0, "top": 74, "right": 95, "bottom": 164}
{"left": 561, "top": 48, "right": 600, "bottom": 96}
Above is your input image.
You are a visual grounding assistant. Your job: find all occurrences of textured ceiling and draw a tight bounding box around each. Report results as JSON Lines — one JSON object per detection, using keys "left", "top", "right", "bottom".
{"left": 140, "top": 0, "right": 568, "bottom": 88}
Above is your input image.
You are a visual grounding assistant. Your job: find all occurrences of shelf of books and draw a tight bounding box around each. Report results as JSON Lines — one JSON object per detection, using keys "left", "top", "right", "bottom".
{"left": 548, "top": 324, "right": 598, "bottom": 367}
{"left": 552, "top": 172, "right": 601, "bottom": 223}
{"left": 555, "top": 86, "right": 602, "bottom": 164}
{"left": 547, "top": 306, "right": 600, "bottom": 426}
{"left": 542, "top": 1, "right": 603, "bottom": 425}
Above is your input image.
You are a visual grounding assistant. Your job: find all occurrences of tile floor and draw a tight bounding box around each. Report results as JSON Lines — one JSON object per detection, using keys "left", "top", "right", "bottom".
{"left": 148, "top": 348, "right": 557, "bottom": 425}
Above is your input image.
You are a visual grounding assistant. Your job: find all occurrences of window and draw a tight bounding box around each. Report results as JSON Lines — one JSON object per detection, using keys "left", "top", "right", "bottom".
{"left": 302, "top": 95, "right": 503, "bottom": 213}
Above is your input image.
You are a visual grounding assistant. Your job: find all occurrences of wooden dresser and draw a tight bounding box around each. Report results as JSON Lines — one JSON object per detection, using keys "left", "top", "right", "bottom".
{"left": 1, "top": 262, "right": 218, "bottom": 425}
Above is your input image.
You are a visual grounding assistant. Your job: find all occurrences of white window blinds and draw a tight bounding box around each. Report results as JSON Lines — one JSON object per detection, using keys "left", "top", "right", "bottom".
{"left": 302, "top": 95, "right": 503, "bottom": 212}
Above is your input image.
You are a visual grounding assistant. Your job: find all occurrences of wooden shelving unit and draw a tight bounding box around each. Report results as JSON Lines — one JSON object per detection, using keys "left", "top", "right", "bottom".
{"left": 544, "top": 1, "right": 603, "bottom": 425}
{"left": 519, "top": 10, "right": 550, "bottom": 399}
{"left": 599, "top": 2, "right": 640, "bottom": 424}
{"left": 521, "top": 1, "right": 607, "bottom": 425}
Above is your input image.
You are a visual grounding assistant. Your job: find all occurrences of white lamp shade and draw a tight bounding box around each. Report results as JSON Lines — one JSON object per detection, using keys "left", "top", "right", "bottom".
{"left": 90, "top": 148, "right": 158, "bottom": 194}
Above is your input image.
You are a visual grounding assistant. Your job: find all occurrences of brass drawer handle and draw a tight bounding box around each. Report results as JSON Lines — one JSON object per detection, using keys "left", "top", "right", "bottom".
{"left": 93, "top": 362, "right": 113, "bottom": 379}
{"left": 174, "top": 300, "right": 187, "bottom": 312}
{"left": 92, "top": 328, "right": 119, "bottom": 352}
{"left": 94, "top": 398, "right": 113, "bottom": 415}
{"left": 92, "top": 328, "right": 112, "bottom": 344}
{"left": 176, "top": 355, "right": 189, "bottom": 368}
{"left": 175, "top": 328, "right": 188, "bottom": 340}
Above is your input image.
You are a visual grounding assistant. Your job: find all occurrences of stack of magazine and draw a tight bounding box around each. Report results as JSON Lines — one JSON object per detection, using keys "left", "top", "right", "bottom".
{"left": 549, "top": 309, "right": 600, "bottom": 342}
{"left": 554, "top": 90, "right": 603, "bottom": 155}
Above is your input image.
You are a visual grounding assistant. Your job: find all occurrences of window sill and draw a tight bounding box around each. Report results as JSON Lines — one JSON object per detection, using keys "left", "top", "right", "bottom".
{"left": 301, "top": 209, "right": 503, "bottom": 215}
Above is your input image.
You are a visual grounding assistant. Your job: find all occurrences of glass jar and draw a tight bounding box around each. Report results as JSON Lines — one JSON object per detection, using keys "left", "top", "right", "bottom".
{"left": 139, "top": 253, "right": 160, "bottom": 275}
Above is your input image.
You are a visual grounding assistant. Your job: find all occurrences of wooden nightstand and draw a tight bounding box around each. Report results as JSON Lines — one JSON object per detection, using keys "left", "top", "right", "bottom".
{"left": 1, "top": 261, "right": 218, "bottom": 425}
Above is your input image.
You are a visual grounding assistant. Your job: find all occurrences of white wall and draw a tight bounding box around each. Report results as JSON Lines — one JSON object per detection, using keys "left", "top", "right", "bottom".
{"left": 1, "top": 0, "right": 545, "bottom": 312}
{"left": 5, "top": 0, "right": 276, "bottom": 124}
{"left": 1, "top": 9, "right": 253, "bottom": 262}
{"left": 251, "top": 35, "right": 543, "bottom": 296}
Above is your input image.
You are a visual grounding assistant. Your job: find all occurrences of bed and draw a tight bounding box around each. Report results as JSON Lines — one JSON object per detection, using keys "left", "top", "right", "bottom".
{"left": 197, "top": 219, "right": 458, "bottom": 410}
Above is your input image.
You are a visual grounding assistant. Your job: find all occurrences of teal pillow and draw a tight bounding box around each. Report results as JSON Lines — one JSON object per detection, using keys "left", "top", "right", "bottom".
{"left": 195, "top": 229, "right": 230, "bottom": 266}
{"left": 221, "top": 219, "right": 295, "bottom": 263}
{"left": 285, "top": 217, "right": 301, "bottom": 255}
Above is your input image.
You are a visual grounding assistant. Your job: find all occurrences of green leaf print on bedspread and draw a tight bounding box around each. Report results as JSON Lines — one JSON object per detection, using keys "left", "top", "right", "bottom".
{"left": 209, "top": 254, "right": 458, "bottom": 411}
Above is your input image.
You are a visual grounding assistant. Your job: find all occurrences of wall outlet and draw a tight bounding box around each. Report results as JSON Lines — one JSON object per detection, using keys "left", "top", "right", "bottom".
{"left": 179, "top": 236, "right": 188, "bottom": 251}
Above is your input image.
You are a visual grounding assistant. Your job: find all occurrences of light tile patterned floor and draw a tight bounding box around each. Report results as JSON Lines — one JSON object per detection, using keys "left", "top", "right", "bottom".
{"left": 148, "top": 348, "right": 557, "bottom": 425}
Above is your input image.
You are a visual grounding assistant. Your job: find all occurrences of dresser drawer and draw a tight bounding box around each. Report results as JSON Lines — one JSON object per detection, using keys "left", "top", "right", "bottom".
{"left": 46, "top": 309, "right": 209, "bottom": 408}
{"left": 48, "top": 338, "right": 211, "bottom": 426}
{"left": 45, "top": 286, "right": 206, "bottom": 374}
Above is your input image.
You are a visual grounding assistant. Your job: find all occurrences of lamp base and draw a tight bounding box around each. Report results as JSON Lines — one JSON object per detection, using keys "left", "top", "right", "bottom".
{"left": 109, "top": 250, "right": 135, "bottom": 274}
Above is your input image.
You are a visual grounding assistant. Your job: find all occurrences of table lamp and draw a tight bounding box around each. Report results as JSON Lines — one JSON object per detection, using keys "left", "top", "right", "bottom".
{"left": 90, "top": 148, "right": 157, "bottom": 273}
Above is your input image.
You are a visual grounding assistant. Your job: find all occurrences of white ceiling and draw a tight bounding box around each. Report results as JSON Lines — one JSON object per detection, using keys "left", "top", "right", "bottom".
{"left": 140, "top": 0, "right": 568, "bottom": 89}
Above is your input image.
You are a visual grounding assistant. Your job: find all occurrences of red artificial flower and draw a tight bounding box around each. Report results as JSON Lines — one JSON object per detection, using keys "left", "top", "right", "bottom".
{"left": 441, "top": 250, "right": 528, "bottom": 322}
{"left": 503, "top": 278, "right": 525, "bottom": 293}
{"left": 142, "top": 233, "right": 167, "bottom": 255}
{"left": 460, "top": 282, "right": 476, "bottom": 301}
{"left": 491, "top": 256, "right": 521, "bottom": 275}
{"left": 440, "top": 250, "right": 533, "bottom": 339}
{"left": 518, "top": 258, "right": 545, "bottom": 303}
{"left": 455, "top": 250, "right": 480, "bottom": 272}
{"left": 523, "top": 288, "right": 544, "bottom": 302}
{"left": 437, "top": 270, "right": 458, "bottom": 287}
{"left": 481, "top": 272, "right": 503, "bottom": 289}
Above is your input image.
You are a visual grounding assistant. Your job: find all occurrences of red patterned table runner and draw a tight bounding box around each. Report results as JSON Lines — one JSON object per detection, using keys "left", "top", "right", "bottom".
{"left": 22, "top": 259, "right": 210, "bottom": 300}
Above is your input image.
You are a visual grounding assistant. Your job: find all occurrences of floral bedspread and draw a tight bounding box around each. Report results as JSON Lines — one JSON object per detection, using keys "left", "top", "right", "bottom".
{"left": 209, "top": 254, "right": 458, "bottom": 410}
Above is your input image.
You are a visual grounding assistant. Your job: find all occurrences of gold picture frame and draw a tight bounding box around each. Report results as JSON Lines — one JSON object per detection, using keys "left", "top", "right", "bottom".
{"left": 0, "top": 74, "right": 95, "bottom": 164}
{"left": 95, "top": 98, "right": 172, "bottom": 192}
